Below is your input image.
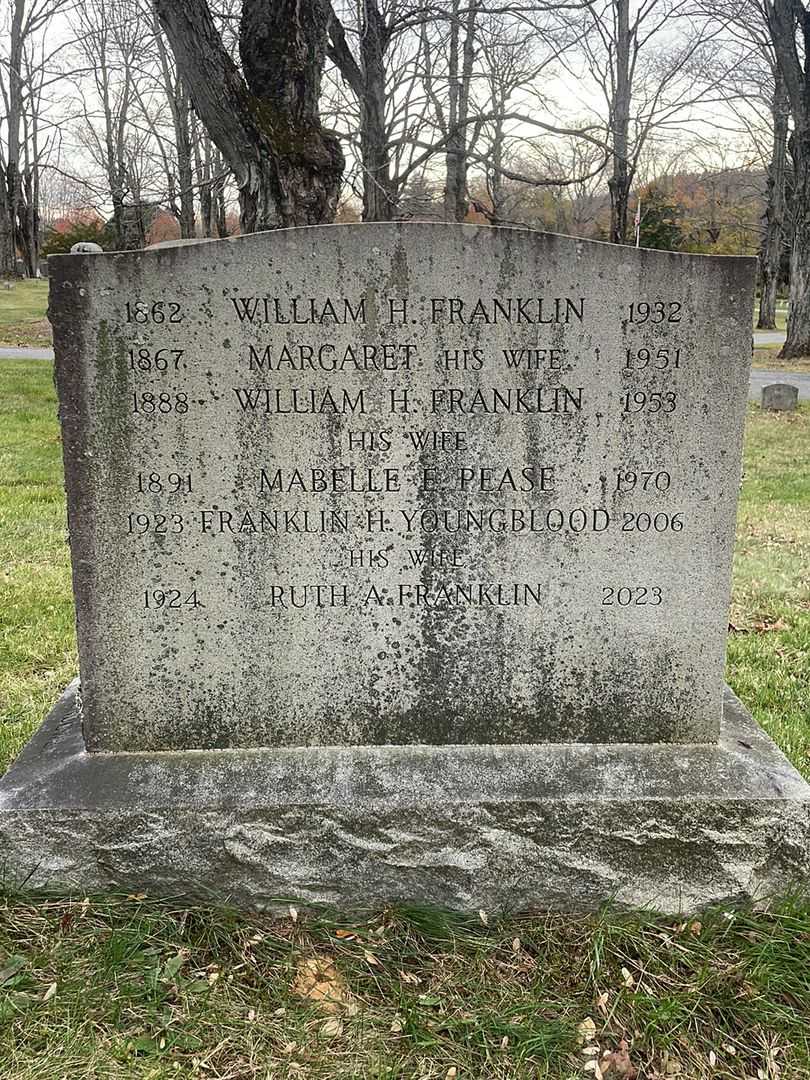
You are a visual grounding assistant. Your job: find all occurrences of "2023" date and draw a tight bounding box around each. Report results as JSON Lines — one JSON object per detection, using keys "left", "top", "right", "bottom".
{"left": 602, "top": 586, "right": 663, "bottom": 606}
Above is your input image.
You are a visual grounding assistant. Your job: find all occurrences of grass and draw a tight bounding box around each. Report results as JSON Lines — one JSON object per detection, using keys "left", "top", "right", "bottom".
{"left": 727, "top": 404, "right": 810, "bottom": 774}
{"left": 0, "top": 280, "right": 51, "bottom": 347}
{"left": 0, "top": 895, "right": 808, "bottom": 1079}
{"left": 1, "top": 362, "right": 809, "bottom": 1077}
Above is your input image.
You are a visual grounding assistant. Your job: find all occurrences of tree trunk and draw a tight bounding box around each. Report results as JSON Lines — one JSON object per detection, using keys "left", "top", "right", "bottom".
{"left": 767, "top": 0, "right": 810, "bottom": 357}
{"left": 0, "top": 165, "right": 14, "bottom": 276}
{"left": 444, "top": 0, "right": 478, "bottom": 221}
{"left": 6, "top": 0, "right": 25, "bottom": 275}
{"left": 359, "top": 0, "right": 395, "bottom": 221}
{"left": 18, "top": 165, "right": 38, "bottom": 276}
{"left": 155, "top": 0, "right": 343, "bottom": 232}
{"left": 195, "top": 126, "right": 213, "bottom": 238}
{"left": 176, "top": 87, "right": 196, "bottom": 239}
{"left": 781, "top": 121, "right": 810, "bottom": 357}
{"left": 609, "top": 0, "right": 631, "bottom": 244}
{"left": 758, "top": 76, "right": 790, "bottom": 329}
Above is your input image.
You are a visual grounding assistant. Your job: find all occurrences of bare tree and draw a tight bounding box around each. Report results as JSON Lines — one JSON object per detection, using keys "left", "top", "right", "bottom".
{"left": 575, "top": 0, "right": 737, "bottom": 243}
{"left": 69, "top": 0, "right": 156, "bottom": 249}
{"left": 0, "top": 0, "right": 70, "bottom": 274}
{"left": 154, "top": 0, "right": 343, "bottom": 230}
{"left": 765, "top": 0, "right": 810, "bottom": 355}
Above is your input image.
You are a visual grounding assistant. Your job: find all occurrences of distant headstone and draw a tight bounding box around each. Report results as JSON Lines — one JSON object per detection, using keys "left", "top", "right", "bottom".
{"left": 762, "top": 382, "right": 798, "bottom": 411}
{"left": 38, "top": 260, "right": 49, "bottom": 278}
{"left": 1, "top": 224, "right": 808, "bottom": 913}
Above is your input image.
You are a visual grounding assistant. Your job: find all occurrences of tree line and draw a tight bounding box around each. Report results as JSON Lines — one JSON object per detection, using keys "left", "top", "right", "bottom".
{"left": 2, "top": 0, "right": 810, "bottom": 355}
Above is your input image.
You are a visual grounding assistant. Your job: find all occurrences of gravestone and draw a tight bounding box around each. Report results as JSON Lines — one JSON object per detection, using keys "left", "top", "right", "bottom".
{"left": 762, "top": 382, "right": 799, "bottom": 411}
{"left": 1, "top": 224, "right": 808, "bottom": 912}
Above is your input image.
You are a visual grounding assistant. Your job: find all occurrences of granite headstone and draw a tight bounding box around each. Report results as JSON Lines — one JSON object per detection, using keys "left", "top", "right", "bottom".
{"left": 761, "top": 382, "right": 799, "bottom": 411}
{"left": 52, "top": 225, "right": 750, "bottom": 750}
{"left": 1, "top": 224, "right": 807, "bottom": 913}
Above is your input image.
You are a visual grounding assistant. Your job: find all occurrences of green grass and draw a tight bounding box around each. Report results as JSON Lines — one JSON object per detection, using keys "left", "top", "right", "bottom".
{"left": 1, "top": 363, "right": 810, "bottom": 1078}
{"left": 727, "top": 405, "right": 810, "bottom": 775}
{"left": 0, "top": 895, "right": 808, "bottom": 1079}
{"left": 0, "top": 280, "right": 50, "bottom": 347}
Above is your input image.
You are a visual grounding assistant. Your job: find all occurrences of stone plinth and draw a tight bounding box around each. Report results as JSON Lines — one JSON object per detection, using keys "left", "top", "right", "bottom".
{"left": 1, "top": 681, "right": 807, "bottom": 913}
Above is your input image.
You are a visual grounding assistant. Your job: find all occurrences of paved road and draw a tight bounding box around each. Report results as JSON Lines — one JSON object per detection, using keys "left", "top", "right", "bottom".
{"left": 0, "top": 346, "right": 54, "bottom": 360}
{"left": 2, "top": 346, "right": 807, "bottom": 401}
{"left": 754, "top": 330, "right": 786, "bottom": 347}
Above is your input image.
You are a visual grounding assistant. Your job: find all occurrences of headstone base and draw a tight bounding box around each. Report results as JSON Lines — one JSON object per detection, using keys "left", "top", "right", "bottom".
{"left": 1, "top": 683, "right": 807, "bottom": 913}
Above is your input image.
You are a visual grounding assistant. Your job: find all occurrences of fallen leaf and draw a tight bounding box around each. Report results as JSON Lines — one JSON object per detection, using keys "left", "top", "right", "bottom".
{"left": 288, "top": 905, "right": 299, "bottom": 923}
{"left": 601, "top": 1041, "right": 637, "bottom": 1078}
{"left": 291, "top": 955, "right": 356, "bottom": 1015}
{"left": 335, "top": 929, "right": 356, "bottom": 940}
{"left": 247, "top": 1008, "right": 256, "bottom": 1021}
{"left": 597, "top": 991, "right": 609, "bottom": 1016}
{"left": 399, "top": 969, "right": 421, "bottom": 985}
{"left": 363, "top": 950, "right": 381, "bottom": 966}
{"left": 512, "top": 937, "right": 521, "bottom": 952}
{"left": 577, "top": 1017, "right": 598, "bottom": 1044}
{"left": 478, "top": 910, "right": 489, "bottom": 926}
{"left": 390, "top": 1015, "right": 403, "bottom": 1033}
{"left": 446, "top": 1069, "right": 458, "bottom": 1079}
{"left": 320, "top": 1017, "right": 343, "bottom": 1037}
{"left": 42, "top": 982, "right": 57, "bottom": 1002}
{"left": 501, "top": 1035, "right": 509, "bottom": 1049}
{"left": 620, "top": 967, "right": 634, "bottom": 989}
{"left": 583, "top": 1060, "right": 603, "bottom": 1078}
{"left": 709, "top": 1050, "right": 717, "bottom": 1068}
{"left": 689, "top": 921, "right": 702, "bottom": 936}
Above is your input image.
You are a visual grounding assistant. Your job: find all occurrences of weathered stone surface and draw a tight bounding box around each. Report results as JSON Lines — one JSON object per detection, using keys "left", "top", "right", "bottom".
{"left": 1, "top": 681, "right": 807, "bottom": 913}
{"left": 761, "top": 382, "right": 799, "bottom": 411}
{"left": 49, "top": 225, "right": 755, "bottom": 751}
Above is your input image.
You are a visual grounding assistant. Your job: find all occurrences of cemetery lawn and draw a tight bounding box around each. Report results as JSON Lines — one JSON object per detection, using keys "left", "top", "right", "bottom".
{"left": 1, "top": 360, "right": 809, "bottom": 1079}
{"left": 0, "top": 280, "right": 51, "bottom": 348}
